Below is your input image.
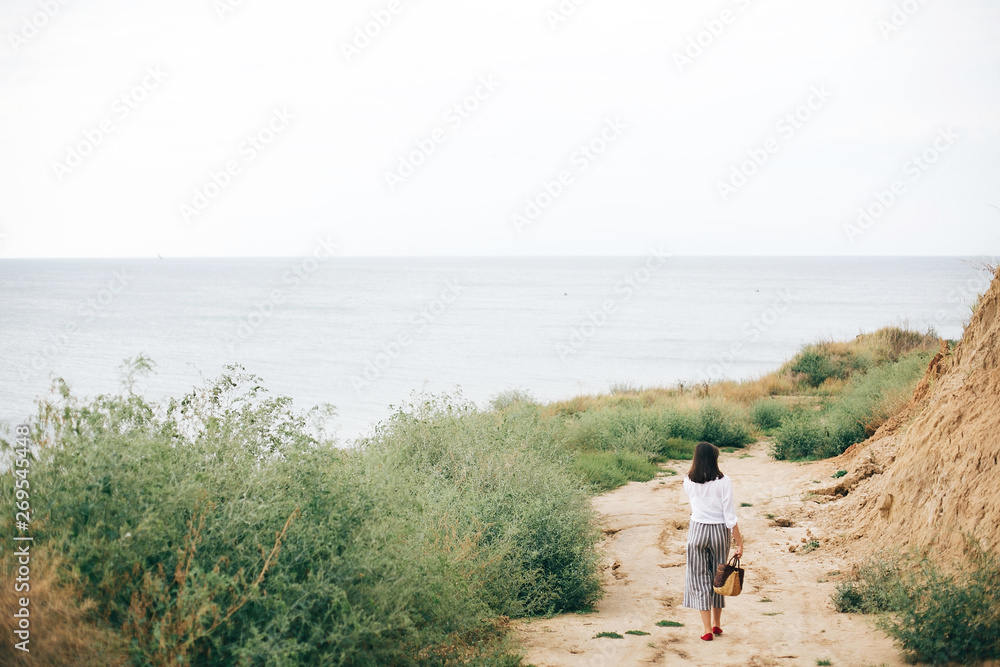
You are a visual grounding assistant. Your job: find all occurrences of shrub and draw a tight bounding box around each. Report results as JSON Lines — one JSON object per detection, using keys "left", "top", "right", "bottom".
{"left": 770, "top": 416, "right": 828, "bottom": 460}
{"left": 609, "top": 380, "right": 640, "bottom": 395}
{"left": 822, "top": 352, "right": 931, "bottom": 456}
{"left": 750, "top": 399, "right": 792, "bottom": 431}
{"left": 698, "top": 403, "right": 753, "bottom": 448}
{"left": 790, "top": 350, "right": 837, "bottom": 387}
{"left": 877, "top": 540, "right": 1000, "bottom": 665}
{"left": 660, "top": 409, "right": 702, "bottom": 441}
{"left": 561, "top": 408, "right": 657, "bottom": 454}
{"left": 3, "top": 368, "right": 599, "bottom": 666}
{"left": 832, "top": 551, "right": 906, "bottom": 614}
{"left": 656, "top": 437, "right": 697, "bottom": 460}
{"left": 490, "top": 388, "right": 536, "bottom": 410}
{"left": 573, "top": 451, "right": 659, "bottom": 491}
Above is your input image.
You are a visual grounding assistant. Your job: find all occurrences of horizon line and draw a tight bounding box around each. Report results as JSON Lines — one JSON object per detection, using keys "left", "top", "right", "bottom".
{"left": 1, "top": 253, "right": 997, "bottom": 261}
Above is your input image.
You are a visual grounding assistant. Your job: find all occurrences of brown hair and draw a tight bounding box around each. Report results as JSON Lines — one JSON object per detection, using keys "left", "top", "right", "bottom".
{"left": 687, "top": 441, "right": 724, "bottom": 484}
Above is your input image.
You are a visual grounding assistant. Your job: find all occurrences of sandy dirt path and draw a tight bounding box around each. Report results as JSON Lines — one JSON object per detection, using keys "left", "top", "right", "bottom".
{"left": 515, "top": 442, "right": 905, "bottom": 667}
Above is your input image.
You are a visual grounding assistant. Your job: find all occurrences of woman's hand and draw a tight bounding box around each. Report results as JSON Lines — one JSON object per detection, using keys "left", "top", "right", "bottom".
{"left": 735, "top": 543, "right": 744, "bottom": 558}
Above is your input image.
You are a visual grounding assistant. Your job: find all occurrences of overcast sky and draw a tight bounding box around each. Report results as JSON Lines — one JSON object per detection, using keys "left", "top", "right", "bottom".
{"left": 1, "top": 0, "right": 998, "bottom": 258}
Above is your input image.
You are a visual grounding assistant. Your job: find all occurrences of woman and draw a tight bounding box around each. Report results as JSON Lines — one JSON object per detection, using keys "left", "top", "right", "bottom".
{"left": 682, "top": 441, "right": 744, "bottom": 642}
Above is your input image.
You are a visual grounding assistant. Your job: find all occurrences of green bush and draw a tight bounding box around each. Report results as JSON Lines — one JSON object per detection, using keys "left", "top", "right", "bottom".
{"left": 770, "top": 415, "right": 828, "bottom": 460}
{"left": 877, "top": 541, "right": 1000, "bottom": 665}
{"left": 3, "top": 367, "right": 600, "bottom": 666}
{"left": 561, "top": 408, "right": 658, "bottom": 453}
{"left": 790, "top": 350, "right": 837, "bottom": 387}
{"left": 770, "top": 351, "right": 932, "bottom": 460}
{"left": 822, "top": 352, "right": 931, "bottom": 456}
{"left": 660, "top": 409, "right": 702, "bottom": 441}
{"left": 571, "top": 450, "right": 659, "bottom": 491}
{"left": 698, "top": 403, "right": 753, "bottom": 448}
{"left": 832, "top": 551, "right": 906, "bottom": 614}
{"left": 656, "top": 437, "right": 698, "bottom": 460}
{"left": 750, "top": 399, "right": 792, "bottom": 431}
{"left": 833, "top": 541, "right": 1000, "bottom": 664}
{"left": 490, "top": 388, "right": 536, "bottom": 410}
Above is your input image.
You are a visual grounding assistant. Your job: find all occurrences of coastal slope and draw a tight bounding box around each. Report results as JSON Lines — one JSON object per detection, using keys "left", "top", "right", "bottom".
{"left": 824, "top": 267, "right": 1000, "bottom": 557}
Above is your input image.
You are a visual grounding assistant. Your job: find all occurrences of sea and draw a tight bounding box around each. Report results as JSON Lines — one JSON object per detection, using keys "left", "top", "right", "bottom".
{"left": 0, "top": 256, "right": 990, "bottom": 441}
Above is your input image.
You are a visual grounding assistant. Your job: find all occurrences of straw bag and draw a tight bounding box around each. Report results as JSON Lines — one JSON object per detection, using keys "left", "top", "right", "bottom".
{"left": 713, "top": 555, "right": 745, "bottom": 596}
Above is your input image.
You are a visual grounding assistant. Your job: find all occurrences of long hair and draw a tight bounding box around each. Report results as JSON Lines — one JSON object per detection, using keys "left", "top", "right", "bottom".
{"left": 687, "top": 441, "right": 724, "bottom": 483}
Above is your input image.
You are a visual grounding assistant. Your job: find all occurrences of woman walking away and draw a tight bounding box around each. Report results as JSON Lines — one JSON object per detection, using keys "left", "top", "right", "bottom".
{"left": 682, "top": 441, "right": 744, "bottom": 642}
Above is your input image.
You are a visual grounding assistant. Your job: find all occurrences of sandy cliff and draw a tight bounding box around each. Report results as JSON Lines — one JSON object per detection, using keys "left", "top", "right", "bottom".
{"left": 824, "top": 267, "right": 1000, "bottom": 557}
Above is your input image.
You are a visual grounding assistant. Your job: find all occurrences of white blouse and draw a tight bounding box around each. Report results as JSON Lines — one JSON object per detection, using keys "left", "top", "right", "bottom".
{"left": 683, "top": 474, "right": 739, "bottom": 529}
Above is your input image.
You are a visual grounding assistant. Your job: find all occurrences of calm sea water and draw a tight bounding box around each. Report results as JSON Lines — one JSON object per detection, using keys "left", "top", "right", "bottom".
{"left": 0, "top": 257, "right": 989, "bottom": 440}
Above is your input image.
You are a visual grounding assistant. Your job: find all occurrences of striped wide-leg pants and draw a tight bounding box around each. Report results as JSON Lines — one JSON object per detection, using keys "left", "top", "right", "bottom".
{"left": 683, "top": 520, "right": 731, "bottom": 610}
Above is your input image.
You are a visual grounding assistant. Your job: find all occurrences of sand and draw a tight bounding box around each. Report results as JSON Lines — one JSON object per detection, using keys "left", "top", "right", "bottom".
{"left": 514, "top": 442, "right": 905, "bottom": 667}
{"left": 826, "top": 268, "right": 1000, "bottom": 562}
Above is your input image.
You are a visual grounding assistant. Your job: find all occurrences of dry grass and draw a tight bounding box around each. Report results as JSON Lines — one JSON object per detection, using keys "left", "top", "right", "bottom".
{"left": 544, "top": 327, "right": 941, "bottom": 417}
{"left": 0, "top": 549, "right": 127, "bottom": 666}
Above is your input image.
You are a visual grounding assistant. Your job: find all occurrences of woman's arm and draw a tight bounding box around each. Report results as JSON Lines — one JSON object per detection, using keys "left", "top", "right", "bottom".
{"left": 732, "top": 523, "right": 744, "bottom": 557}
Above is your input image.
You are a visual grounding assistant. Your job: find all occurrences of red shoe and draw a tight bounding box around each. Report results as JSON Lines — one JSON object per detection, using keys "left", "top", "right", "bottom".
{"left": 700, "top": 632, "right": 713, "bottom": 641}
{"left": 712, "top": 626, "right": 723, "bottom": 635}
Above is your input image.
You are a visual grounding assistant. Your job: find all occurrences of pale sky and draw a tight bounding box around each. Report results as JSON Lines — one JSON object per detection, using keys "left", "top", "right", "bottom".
{"left": 1, "top": 0, "right": 998, "bottom": 258}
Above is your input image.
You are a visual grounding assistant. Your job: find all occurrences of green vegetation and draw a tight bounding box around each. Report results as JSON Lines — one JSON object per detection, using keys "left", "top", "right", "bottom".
{"left": 878, "top": 542, "right": 1000, "bottom": 665}
{"left": 549, "top": 326, "right": 939, "bottom": 467}
{"left": 594, "top": 632, "right": 623, "bottom": 639}
{"left": 770, "top": 333, "right": 938, "bottom": 460}
{"left": 801, "top": 539, "right": 820, "bottom": 553}
{"left": 817, "top": 660, "right": 833, "bottom": 666}
{"left": 1, "top": 367, "right": 600, "bottom": 666}
{"left": 750, "top": 399, "right": 792, "bottom": 431}
{"left": 833, "top": 541, "right": 1000, "bottom": 665}
{"left": 624, "top": 630, "right": 650, "bottom": 636}
{"left": 0, "top": 325, "right": 944, "bottom": 665}
{"left": 832, "top": 552, "right": 906, "bottom": 614}
{"left": 571, "top": 450, "right": 659, "bottom": 491}
{"left": 740, "top": 502, "right": 753, "bottom": 507}
{"left": 832, "top": 469, "right": 847, "bottom": 478}
{"left": 655, "top": 620, "right": 683, "bottom": 627}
